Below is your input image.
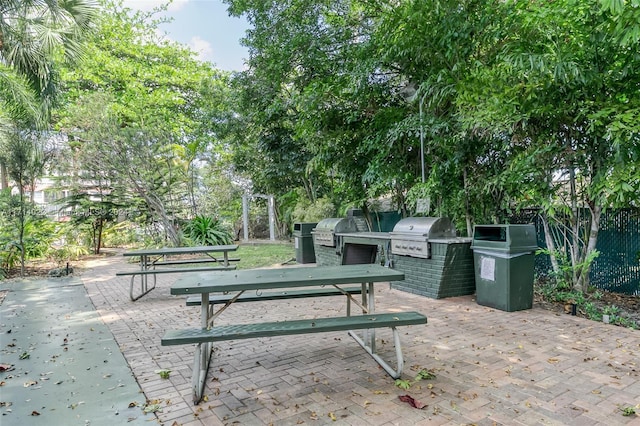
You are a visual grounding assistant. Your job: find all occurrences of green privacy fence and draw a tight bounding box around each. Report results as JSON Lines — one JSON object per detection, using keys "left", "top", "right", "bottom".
{"left": 370, "top": 211, "right": 402, "bottom": 232}
{"left": 511, "top": 208, "right": 640, "bottom": 295}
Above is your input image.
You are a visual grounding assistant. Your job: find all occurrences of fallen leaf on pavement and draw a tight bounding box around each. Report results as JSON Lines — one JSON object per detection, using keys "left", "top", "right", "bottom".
{"left": 398, "top": 395, "right": 427, "bottom": 409}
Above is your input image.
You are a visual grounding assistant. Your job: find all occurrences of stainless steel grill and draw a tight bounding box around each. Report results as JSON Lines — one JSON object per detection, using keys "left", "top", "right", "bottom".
{"left": 390, "top": 217, "right": 456, "bottom": 258}
{"left": 312, "top": 217, "right": 359, "bottom": 247}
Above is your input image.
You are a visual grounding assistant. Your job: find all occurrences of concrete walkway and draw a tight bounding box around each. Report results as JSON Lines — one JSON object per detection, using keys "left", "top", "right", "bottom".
{"left": 0, "top": 276, "right": 148, "bottom": 425}
{"left": 2, "top": 251, "right": 640, "bottom": 425}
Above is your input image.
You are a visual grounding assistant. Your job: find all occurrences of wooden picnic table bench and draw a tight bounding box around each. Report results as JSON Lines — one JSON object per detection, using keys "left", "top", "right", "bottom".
{"left": 117, "top": 245, "right": 239, "bottom": 301}
{"left": 162, "top": 264, "right": 428, "bottom": 404}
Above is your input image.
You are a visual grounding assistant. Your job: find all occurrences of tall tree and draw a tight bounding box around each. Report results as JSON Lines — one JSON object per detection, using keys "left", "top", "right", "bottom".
{"left": 0, "top": 130, "right": 51, "bottom": 274}
{"left": 0, "top": 0, "right": 97, "bottom": 189}
{"left": 56, "top": 0, "right": 231, "bottom": 246}
{"left": 227, "top": 0, "right": 420, "bottom": 222}
{"left": 373, "top": 0, "right": 516, "bottom": 233}
{"left": 457, "top": 0, "right": 640, "bottom": 291}
{"left": 0, "top": 0, "right": 96, "bottom": 273}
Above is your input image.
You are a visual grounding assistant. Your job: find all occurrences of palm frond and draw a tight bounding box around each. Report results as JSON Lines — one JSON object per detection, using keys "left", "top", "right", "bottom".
{"left": 0, "top": 0, "right": 98, "bottom": 101}
{"left": 0, "top": 64, "right": 42, "bottom": 126}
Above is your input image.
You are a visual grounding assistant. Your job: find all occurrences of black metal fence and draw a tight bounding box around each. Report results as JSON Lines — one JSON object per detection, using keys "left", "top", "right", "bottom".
{"left": 511, "top": 208, "right": 640, "bottom": 295}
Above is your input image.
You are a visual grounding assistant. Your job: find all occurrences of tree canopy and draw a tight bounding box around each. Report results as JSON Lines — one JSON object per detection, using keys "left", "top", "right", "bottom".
{"left": 54, "top": 0, "right": 233, "bottom": 245}
{"left": 223, "top": 0, "right": 640, "bottom": 290}
{"left": 1, "top": 0, "right": 638, "bottom": 290}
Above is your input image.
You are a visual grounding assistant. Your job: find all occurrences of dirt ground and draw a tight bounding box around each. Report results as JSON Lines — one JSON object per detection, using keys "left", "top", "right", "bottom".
{"left": 534, "top": 287, "right": 640, "bottom": 327}
{"left": 2, "top": 253, "right": 639, "bottom": 328}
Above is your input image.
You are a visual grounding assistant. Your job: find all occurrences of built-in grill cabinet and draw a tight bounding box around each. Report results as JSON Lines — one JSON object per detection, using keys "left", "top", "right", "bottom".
{"left": 312, "top": 217, "right": 359, "bottom": 248}
{"left": 390, "top": 217, "right": 456, "bottom": 259}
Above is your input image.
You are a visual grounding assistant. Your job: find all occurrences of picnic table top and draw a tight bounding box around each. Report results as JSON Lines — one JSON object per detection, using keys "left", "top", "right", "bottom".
{"left": 170, "top": 264, "right": 404, "bottom": 295}
{"left": 122, "top": 245, "right": 239, "bottom": 257}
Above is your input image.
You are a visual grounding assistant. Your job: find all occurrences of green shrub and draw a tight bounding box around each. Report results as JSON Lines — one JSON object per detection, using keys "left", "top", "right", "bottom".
{"left": 0, "top": 217, "right": 59, "bottom": 274}
{"left": 0, "top": 242, "right": 21, "bottom": 277}
{"left": 292, "top": 196, "right": 335, "bottom": 223}
{"left": 183, "top": 216, "right": 233, "bottom": 246}
{"left": 102, "top": 221, "right": 146, "bottom": 247}
{"left": 22, "top": 217, "right": 59, "bottom": 259}
{"left": 49, "top": 244, "right": 90, "bottom": 266}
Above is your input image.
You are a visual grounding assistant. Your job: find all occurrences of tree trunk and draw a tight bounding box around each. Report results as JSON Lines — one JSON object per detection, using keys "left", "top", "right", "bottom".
{"left": 18, "top": 183, "right": 25, "bottom": 277}
{"left": 93, "top": 218, "right": 103, "bottom": 254}
{"left": 0, "top": 162, "right": 7, "bottom": 190}
{"left": 567, "top": 164, "right": 583, "bottom": 292}
{"left": 142, "top": 191, "right": 181, "bottom": 246}
{"left": 463, "top": 168, "right": 473, "bottom": 237}
{"left": 188, "top": 163, "right": 197, "bottom": 216}
{"left": 302, "top": 177, "right": 314, "bottom": 203}
{"left": 578, "top": 203, "right": 602, "bottom": 292}
{"left": 541, "top": 214, "right": 560, "bottom": 274}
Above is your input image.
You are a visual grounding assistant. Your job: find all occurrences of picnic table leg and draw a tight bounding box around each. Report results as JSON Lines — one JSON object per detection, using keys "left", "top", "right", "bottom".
{"left": 193, "top": 292, "right": 213, "bottom": 404}
{"left": 128, "top": 273, "right": 158, "bottom": 301}
{"left": 348, "top": 280, "right": 407, "bottom": 377}
{"left": 192, "top": 341, "right": 213, "bottom": 404}
{"left": 129, "top": 276, "right": 137, "bottom": 301}
{"left": 368, "top": 282, "right": 376, "bottom": 352}
{"left": 131, "top": 255, "right": 150, "bottom": 301}
{"left": 141, "top": 255, "right": 149, "bottom": 295}
{"left": 127, "top": 254, "right": 158, "bottom": 302}
{"left": 146, "top": 254, "right": 159, "bottom": 294}
{"left": 349, "top": 326, "right": 405, "bottom": 379}
{"left": 358, "top": 281, "right": 376, "bottom": 351}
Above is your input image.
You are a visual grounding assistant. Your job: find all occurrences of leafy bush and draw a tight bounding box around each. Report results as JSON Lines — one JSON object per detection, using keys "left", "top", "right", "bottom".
{"left": 0, "top": 217, "right": 59, "bottom": 275}
{"left": 49, "top": 244, "right": 90, "bottom": 266}
{"left": 22, "top": 218, "right": 59, "bottom": 258}
{"left": 183, "top": 216, "right": 233, "bottom": 246}
{"left": 535, "top": 275, "right": 639, "bottom": 329}
{"left": 536, "top": 247, "right": 600, "bottom": 292}
{"left": 292, "top": 196, "right": 335, "bottom": 223}
{"left": 102, "top": 221, "right": 146, "bottom": 247}
{"left": 0, "top": 242, "right": 21, "bottom": 278}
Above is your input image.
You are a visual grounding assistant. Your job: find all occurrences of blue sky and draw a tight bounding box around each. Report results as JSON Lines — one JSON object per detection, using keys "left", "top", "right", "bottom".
{"left": 123, "top": 0, "right": 250, "bottom": 71}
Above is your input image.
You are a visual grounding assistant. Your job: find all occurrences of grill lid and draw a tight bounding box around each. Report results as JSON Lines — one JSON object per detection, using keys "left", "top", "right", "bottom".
{"left": 390, "top": 217, "right": 456, "bottom": 239}
{"left": 314, "top": 217, "right": 359, "bottom": 234}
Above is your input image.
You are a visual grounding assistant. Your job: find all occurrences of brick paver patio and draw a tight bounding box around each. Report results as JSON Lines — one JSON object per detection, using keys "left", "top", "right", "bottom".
{"left": 81, "top": 250, "right": 640, "bottom": 425}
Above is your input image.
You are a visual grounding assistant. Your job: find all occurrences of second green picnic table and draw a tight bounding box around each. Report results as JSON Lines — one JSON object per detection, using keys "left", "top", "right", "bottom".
{"left": 117, "top": 245, "right": 239, "bottom": 301}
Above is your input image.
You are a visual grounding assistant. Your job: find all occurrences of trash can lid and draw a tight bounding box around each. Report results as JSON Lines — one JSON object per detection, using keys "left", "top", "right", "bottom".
{"left": 470, "top": 224, "right": 538, "bottom": 252}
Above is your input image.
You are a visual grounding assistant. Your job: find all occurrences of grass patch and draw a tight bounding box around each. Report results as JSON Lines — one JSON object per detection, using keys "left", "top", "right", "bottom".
{"left": 235, "top": 241, "right": 296, "bottom": 269}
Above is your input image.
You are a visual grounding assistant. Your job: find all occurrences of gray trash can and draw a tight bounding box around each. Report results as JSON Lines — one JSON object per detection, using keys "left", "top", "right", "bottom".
{"left": 470, "top": 224, "right": 538, "bottom": 312}
{"left": 294, "top": 222, "right": 317, "bottom": 264}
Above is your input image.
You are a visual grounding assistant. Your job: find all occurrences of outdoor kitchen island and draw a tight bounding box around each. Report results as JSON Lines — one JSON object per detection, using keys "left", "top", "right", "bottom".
{"left": 339, "top": 232, "right": 392, "bottom": 265}
{"left": 312, "top": 215, "right": 370, "bottom": 266}
{"left": 388, "top": 217, "right": 476, "bottom": 299}
{"left": 314, "top": 216, "right": 477, "bottom": 299}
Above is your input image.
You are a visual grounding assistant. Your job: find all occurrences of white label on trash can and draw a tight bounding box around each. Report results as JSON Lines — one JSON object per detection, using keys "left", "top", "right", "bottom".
{"left": 295, "top": 237, "right": 299, "bottom": 249}
{"left": 480, "top": 256, "right": 495, "bottom": 281}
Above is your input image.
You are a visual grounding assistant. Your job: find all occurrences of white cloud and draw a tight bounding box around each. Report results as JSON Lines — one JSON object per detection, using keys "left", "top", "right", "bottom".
{"left": 187, "top": 36, "right": 214, "bottom": 62}
{"left": 122, "top": 0, "right": 188, "bottom": 12}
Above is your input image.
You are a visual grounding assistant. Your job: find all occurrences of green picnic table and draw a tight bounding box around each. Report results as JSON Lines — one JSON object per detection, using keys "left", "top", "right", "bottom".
{"left": 162, "top": 264, "right": 428, "bottom": 404}
{"left": 116, "top": 245, "right": 239, "bottom": 301}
